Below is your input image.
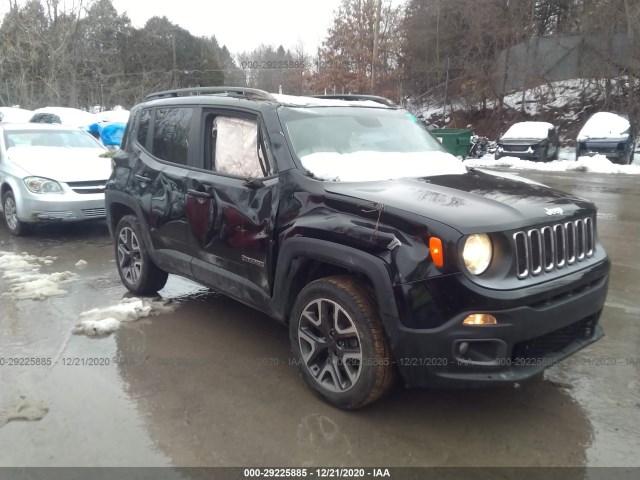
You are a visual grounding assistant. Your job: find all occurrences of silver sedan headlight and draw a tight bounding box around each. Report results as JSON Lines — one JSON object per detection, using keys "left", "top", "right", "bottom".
{"left": 463, "top": 233, "right": 492, "bottom": 275}
{"left": 24, "top": 177, "right": 64, "bottom": 194}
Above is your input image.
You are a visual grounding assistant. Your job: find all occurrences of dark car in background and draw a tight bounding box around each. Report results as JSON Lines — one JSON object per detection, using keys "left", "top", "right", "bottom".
{"left": 576, "top": 112, "right": 634, "bottom": 164}
{"left": 495, "top": 121, "right": 559, "bottom": 162}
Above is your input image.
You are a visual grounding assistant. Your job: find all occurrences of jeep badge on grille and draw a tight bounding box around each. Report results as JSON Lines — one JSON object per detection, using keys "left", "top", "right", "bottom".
{"left": 545, "top": 207, "right": 564, "bottom": 216}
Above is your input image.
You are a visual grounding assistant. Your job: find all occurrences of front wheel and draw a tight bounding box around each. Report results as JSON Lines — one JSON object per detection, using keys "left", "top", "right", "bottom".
{"left": 2, "top": 191, "right": 29, "bottom": 236}
{"left": 114, "top": 215, "right": 168, "bottom": 295}
{"left": 289, "top": 276, "right": 395, "bottom": 409}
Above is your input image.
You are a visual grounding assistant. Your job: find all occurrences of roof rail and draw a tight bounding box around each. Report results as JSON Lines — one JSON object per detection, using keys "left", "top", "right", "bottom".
{"left": 144, "top": 87, "right": 275, "bottom": 102}
{"left": 310, "top": 94, "right": 397, "bottom": 107}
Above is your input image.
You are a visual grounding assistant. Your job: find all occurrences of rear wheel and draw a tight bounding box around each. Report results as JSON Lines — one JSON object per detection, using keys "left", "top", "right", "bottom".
{"left": 289, "top": 276, "right": 395, "bottom": 409}
{"left": 115, "top": 215, "right": 168, "bottom": 295}
{"left": 539, "top": 147, "right": 549, "bottom": 163}
{"left": 2, "top": 191, "right": 29, "bottom": 236}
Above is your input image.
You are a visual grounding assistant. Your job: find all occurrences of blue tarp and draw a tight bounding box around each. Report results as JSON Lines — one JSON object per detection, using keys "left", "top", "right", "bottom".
{"left": 87, "top": 122, "right": 126, "bottom": 147}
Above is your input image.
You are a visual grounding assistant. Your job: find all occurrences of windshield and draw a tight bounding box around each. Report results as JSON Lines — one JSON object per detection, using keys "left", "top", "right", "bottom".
{"left": 278, "top": 107, "right": 466, "bottom": 182}
{"left": 4, "top": 130, "right": 104, "bottom": 149}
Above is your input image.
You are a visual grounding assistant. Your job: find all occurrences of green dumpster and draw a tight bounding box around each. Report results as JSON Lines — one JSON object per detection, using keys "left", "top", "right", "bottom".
{"left": 431, "top": 128, "right": 473, "bottom": 158}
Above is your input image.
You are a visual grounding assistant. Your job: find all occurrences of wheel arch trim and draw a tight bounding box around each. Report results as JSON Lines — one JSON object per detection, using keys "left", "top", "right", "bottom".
{"left": 272, "top": 237, "right": 401, "bottom": 339}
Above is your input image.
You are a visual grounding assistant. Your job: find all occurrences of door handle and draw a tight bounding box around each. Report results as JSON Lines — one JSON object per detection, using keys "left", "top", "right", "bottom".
{"left": 187, "top": 189, "right": 214, "bottom": 199}
{"left": 134, "top": 174, "right": 152, "bottom": 183}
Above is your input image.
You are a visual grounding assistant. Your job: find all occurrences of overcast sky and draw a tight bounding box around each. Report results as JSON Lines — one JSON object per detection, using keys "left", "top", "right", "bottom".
{"left": 110, "top": 0, "right": 344, "bottom": 54}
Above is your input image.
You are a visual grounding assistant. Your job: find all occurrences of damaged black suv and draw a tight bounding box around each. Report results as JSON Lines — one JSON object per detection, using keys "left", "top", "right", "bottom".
{"left": 106, "top": 87, "right": 610, "bottom": 409}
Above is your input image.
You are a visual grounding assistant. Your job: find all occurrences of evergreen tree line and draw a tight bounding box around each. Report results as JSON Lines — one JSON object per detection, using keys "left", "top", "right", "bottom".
{"left": 1, "top": 0, "right": 639, "bottom": 114}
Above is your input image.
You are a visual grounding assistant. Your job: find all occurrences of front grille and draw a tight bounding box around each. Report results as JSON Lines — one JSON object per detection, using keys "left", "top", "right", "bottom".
{"left": 513, "top": 217, "right": 595, "bottom": 279}
{"left": 81, "top": 208, "right": 106, "bottom": 218}
{"left": 512, "top": 315, "right": 598, "bottom": 360}
{"left": 67, "top": 181, "right": 107, "bottom": 195}
{"left": 36, "top": 211, "right": 76, "bottom": 220}
{"left": 503, "top": 145, "right": 531, "bottom": 152}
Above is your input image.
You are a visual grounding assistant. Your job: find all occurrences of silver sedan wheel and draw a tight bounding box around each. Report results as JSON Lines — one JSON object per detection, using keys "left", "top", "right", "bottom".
{"left": 297, "top": 298, "right": 363, "bottom": 393}
{"left": 3, "top": 195, "right": 18, "bottom": 231}
{"left": 117, "top": 227, "right": 142, "bottom": 285}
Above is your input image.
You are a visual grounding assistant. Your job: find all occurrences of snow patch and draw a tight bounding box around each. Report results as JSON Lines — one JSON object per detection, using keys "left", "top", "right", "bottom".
{"left": 72, "top": 297, "right": 176, "bottom": 336}
{"left": 501, "top": 121, "right": 554, "bottom": 140}
{"left": 464, "top": 155, "right": 640, "bottom": 175}
{"left": 0, "top": 399, "right": 48, "bottom": 428}
{"left": 0, "top": 251, "right": 75, "bottom": 300}
{"left": 577, "top": 112, "right": 630, "bottom": 141}
{"left": 301, "top": 151, "right": 467, "bottom": 182}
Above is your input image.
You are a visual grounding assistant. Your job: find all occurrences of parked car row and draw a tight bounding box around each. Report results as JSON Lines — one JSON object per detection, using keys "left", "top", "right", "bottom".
{"left": 493, "top": 112, "right": 635, "bottom": 164}
{"left": 1, "top": 106, "right": 130, "bottom": 150}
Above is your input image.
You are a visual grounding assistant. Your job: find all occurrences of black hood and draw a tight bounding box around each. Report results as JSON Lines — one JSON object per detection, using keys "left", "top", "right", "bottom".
{"left": 324, "top": 170, "right": 594, "bottom": 234}
{"left": 498, "top": 138, "right": 546, "bottom": 145}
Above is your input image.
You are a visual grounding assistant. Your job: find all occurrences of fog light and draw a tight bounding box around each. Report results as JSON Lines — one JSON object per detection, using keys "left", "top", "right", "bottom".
{"left": 458, "top": 342, "right": 469, "bottom": 355}
{"left": 463, "top": 314, "right": 497, "bottom": 325}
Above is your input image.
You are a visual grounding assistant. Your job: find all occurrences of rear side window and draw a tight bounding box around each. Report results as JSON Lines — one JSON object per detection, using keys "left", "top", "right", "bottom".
{"left": 152, "top": 107, "right": 192, "bottom": 165}
{"left": 137, "top": 109, "right": 151, "bottom": 147}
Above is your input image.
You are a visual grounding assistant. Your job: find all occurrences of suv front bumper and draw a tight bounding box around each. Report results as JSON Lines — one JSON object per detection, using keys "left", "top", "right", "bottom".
{"left": 389, "top": 261, "right": 609, "bottom": 388}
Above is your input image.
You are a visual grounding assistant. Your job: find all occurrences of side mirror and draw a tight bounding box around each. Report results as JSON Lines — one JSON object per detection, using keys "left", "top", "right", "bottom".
{"left": 243, "top": 178, "right": 265, "bottom": 189}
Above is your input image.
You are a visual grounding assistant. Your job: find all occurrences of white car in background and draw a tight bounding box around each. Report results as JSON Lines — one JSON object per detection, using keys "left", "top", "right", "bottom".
{"left": 0, "top": 124, "right": 110, "bottom": 235}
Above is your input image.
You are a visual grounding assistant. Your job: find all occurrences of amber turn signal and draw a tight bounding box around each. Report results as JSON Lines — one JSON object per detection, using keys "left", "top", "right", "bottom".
{"left": 429, "top": 237, "right": 444, "bottom": 267}
{"left": 463, "top": 314, "right": 497, "bottom": 325}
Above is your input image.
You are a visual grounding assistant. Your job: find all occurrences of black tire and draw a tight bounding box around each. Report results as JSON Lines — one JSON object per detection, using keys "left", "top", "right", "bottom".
{"left": 289, "top": 275, "right": 395, "bottom": 409}
{"left": 539, "top": 147, "right": 548, "bottom": 163}
{"left": 2, "top": 190, "right": 30, "bottom": 236}
{"left": 114, "top": 215, "right": 168, "bottom": 295}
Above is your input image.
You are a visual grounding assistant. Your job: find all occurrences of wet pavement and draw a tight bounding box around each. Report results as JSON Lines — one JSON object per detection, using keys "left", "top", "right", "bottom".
{"left": 0, "top": 170, "right": 638, "bottom": 468}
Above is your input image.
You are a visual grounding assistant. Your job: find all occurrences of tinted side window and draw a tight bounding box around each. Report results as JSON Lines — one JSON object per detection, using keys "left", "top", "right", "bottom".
{"left": 152, "top": 107, "right": 192, "bottom": 165}
{"left": 137, "top": 109, "right": 151, "bottom": 148}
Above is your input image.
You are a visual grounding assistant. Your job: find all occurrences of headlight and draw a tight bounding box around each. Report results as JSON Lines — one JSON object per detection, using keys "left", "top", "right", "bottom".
{"left": 463, "top": 233, "right": 492, "bottom": 275}
{"left": 24, "top": 177, "right": 64, "bottom": 194}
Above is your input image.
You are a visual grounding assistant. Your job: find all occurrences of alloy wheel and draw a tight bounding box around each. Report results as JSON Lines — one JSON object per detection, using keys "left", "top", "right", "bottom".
{"left": 117, "top": 226, "right": 142, "bottom": 285}
{"left": 297, "top": 298, "right": 362, "bottom": 393}
{"left": 4, "top": 196, "right": 18, "bottom": 231}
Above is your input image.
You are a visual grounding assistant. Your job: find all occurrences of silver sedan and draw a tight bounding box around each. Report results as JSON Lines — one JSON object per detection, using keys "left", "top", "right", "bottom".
{"left": 0, "top": 123, "right": 110, "bottom": 235}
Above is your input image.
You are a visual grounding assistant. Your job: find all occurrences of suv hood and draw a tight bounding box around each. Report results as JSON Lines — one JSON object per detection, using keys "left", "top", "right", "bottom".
{"left": 324, "top": 170, "right": 593, "bottom": 234}
{"left": 498, "top": 138, "right": 545, "bottom": 145}
{"left": 7, "top": 147, "right": 111, "bottom": 182}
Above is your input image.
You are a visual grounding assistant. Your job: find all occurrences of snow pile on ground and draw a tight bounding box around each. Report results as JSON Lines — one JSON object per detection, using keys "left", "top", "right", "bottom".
{"left": 0, "top": 251, "right": 76, "bottom": 300}
{"left": 0, "top": 399, "right": 48, "bottom": 428}
{"left": 72, "top": 297, "right": 176, "bottom": 336}
{"left": 577, "top": 112, "right": 630, "bottom": 141}
{"left": 301, "top": 151, "right": 467, "bottom": 182}
{"left": 464, "top": 154, "right": 640, "bottom": 174}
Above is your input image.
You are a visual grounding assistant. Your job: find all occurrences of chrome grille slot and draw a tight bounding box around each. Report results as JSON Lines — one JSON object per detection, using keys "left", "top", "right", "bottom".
{"left": 541, "top": 226, "right": 554, "bottom": 271}
{"left": 576, "top": 219, "right": 586, "bottom": 261}
{"left": 585, "top": 217, "right": 594, "bottom": 256}
{"left": 514, "top": 231, "right": 529, "bottom": 279}
{"left": 554, "top": 224, "right": 566, "bottom": 267}
{"left": 566, "top": 221, "right": 576, "bottom": 265}
{"left": 528, "top": 229, "right": 543, "bottom": 276}
{"left": 513, "top": 216, "right": 596, "bottom": 279}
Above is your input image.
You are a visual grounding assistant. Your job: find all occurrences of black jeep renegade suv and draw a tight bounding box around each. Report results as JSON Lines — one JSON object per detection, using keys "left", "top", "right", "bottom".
{"left": 106, "top": 87, "right": 610, "bottom": 409}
